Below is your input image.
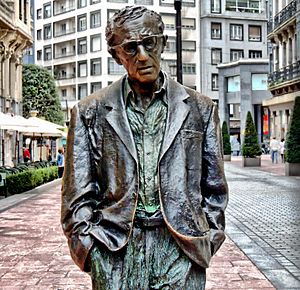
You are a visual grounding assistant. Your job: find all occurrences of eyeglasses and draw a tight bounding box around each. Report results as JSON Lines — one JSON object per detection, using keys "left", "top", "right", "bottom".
{"left": 111, "top": 34, "right": 164, "bottom": 56}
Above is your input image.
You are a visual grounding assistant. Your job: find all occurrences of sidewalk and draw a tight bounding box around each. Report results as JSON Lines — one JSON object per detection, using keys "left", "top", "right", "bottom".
{"left": 230, "top": 154, "right": 286, "bottom": 176}
{"left": 0, "top": 180, "right": 276, "bottom": 289}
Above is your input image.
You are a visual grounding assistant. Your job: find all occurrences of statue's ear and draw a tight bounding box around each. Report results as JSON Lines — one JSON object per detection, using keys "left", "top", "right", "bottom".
{"left": 161, "top": 35, "right": 168, "bottom": 53}
{"left": 108, "top": 47, "right": 122, "bottom": 65}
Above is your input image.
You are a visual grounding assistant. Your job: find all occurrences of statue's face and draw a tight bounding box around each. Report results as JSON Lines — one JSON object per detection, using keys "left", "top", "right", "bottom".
{"left": 112, "top": 14, "right": 165, "bottom": 85}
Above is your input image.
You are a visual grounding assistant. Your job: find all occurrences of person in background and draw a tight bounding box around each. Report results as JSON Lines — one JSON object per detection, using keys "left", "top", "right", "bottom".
{"left": 23, "top": 147, "right": 30, "bottom": 163}
{"left": 270, "top": 137, "right": 280, "bottom": 164}
{"left": 280, "top": 138, "right": 285, "bottom": 163}
{"left": 57, "top": 148, "right": 64, "bottom": 178}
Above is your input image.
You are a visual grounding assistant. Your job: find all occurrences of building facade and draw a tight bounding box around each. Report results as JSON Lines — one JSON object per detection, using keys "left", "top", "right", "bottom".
{"left": 34, "top": 0, "right": 200, "bottom": 123}
{"left": 0, "top": 0, "right": 33, "bottom": 166}
{"left": 264, "top": 0, "right": 300, "bottom": 140}
{"left": 218, "top": 59, "right": 271, "bottom": 143}
{"left": 199, "top": 0, "right": 269, "bottom": 102}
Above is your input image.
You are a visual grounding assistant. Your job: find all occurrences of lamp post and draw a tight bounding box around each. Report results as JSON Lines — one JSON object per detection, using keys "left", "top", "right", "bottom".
{"left": 174, "top": 0, "right": 182, "bottom": 84}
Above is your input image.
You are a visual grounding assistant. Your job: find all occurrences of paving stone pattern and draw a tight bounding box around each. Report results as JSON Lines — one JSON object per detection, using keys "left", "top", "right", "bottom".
{"left": 0, "top": 181, "right": 275, "bottom": 289}
{"left": 225, "top": 160, "right": 300, "bottom": 290}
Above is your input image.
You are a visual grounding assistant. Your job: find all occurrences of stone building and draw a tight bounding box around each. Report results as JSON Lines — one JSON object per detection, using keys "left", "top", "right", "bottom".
{"left": 264, "top": 0, "right": 300, "bottom": 140}
{"left": 0, "top": 0, "right": 33, "bottom": 165}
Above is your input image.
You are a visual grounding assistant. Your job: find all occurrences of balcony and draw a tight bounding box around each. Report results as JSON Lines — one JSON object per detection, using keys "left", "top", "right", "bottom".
{"left": 54, "top": 2, "right": 75, "bottom": 16}
{"left": 269, "top": 0, "right": 297, "bottom": 33}
{"left": 0, "top": 1, "right": 15, "bottom": 27}
{"left": 268, "top": 61, "right": 300, "bottom": 88}
{"left": 54, "top": 28, "right": 75, "bottom": 37}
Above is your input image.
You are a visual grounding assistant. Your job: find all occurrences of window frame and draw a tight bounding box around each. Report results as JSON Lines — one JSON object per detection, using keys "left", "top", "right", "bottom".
{"left": 248, "top": 25, "right": 262, "bottom": 42}
{"left": 90, "top": 10, "right": 101, "bottom": 29}
{"left": 211, "top": 22, "right": 222, "bottom": 40}
{"left": 230, "top": 23, "right": 244, "bottom": 41}
{"left": 230, "top": 49, "right": 244, "bottom": 61}
{"left": 77, "top": 14, "right": 87, "bottom": 32}
{"left": 211, "top": 0, "right": 221, "bottom": 13}
{"left": 212, "top": 73, "right": 219, "bottom": 91}
{"left": 211, "top": 48, "right": 222, "bottom": 65}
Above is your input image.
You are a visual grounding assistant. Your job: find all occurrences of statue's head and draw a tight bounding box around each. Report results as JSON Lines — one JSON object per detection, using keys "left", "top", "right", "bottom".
{"left": 106, "top": 5, "right": 168, "bottom": 84}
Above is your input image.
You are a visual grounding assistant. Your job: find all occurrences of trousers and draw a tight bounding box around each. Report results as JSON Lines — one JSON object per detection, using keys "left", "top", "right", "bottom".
{"left": 90, "top": 226, "right": 206, "bottom": 290}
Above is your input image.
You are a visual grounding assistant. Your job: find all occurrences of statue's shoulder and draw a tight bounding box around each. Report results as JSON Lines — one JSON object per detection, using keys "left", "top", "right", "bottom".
{"left": 76, "top": 78, "right": 123, "bottom": 115}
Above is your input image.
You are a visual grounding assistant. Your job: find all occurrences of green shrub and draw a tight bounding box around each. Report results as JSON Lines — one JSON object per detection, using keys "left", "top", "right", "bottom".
{"left": 221, "top": 121, "right": 231, "bottom": 155}
{"left": 286, "top": 96, "right": 300, "bottom": 163}
{"left": 6, "top": 166, "right": 58, "bottom": 196}
{"left": 242, "top": 111, "right": 262, "bottom": 158}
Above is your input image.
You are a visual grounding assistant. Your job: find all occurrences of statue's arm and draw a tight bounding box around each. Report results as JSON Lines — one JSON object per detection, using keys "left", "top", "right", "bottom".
{"left": 201, "top": 103, "right": 229, "bottom": 255}
{"left": 61, "top": 103, "right": 99, "bottom": 272}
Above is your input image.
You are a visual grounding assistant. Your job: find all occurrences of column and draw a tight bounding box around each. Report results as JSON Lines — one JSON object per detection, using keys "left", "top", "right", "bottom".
{"left": 10, "top": 55, "right": 16, "bottom": 101}
{"left": 3, "top": 49, "right": 11, "bottom": 99}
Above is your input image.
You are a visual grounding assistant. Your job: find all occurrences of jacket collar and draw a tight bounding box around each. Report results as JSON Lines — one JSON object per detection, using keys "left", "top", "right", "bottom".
{"left": 104, "top": 73, "right": 190, "bottom": 163}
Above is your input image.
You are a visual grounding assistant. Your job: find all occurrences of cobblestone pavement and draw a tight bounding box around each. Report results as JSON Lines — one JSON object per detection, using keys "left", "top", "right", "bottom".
{"left": 225, "top": 156, "right": 300, "bottom": 289}
{"left": 0, "top": 180, "right": 275, "bottom": 289}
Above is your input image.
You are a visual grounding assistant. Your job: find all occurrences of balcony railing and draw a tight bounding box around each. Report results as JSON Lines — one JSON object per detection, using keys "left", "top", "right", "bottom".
{"left": 54, "top": 51, "right": 76, "bottom": 59}
{"left": 272, "top": 0, "right": 297, "bottom": 31}
{"left": 54, "top": 3, "right": 75, "bottom": 16}
{"left": 54, "top": 28, "right": 76, "bottom": 37}
{"left": 55, "top": 74, "right": 76, "bottom": 80}
{"left": 268, "top": 61, "right": 300, "bottom": 85}
{"left": 0, "top": 1, "right": 14, "bottom": 24}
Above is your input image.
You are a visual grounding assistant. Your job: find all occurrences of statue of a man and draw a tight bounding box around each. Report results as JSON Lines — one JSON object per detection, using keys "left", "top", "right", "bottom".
{"left": 61, "top": 5, "right": 228, "bottom": 290}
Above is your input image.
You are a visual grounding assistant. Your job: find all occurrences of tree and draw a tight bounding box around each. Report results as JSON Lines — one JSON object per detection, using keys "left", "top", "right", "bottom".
{"left": 285, "top": 96, "right": 300, "bottom": 163}
{"left": 221, "top": 121, "right": 231, "bottom": 155}
{"left": 242, "top": 111, "right": 261, "bottom": 158}
{"left": 22, "top": 64, "right": 64, "bottom": 125}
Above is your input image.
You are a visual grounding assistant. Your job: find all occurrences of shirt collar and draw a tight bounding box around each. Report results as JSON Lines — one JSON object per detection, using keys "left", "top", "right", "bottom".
{"left": 123, "top": 71, "right": 168, "bottom": 106}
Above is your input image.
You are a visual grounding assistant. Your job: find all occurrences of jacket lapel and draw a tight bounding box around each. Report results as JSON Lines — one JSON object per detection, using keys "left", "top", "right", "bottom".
{"left": 159, "top": 79, "right": 190, "bottom": 161}
{"left": 104, "top": 78, "right": 138, "bottom": 164}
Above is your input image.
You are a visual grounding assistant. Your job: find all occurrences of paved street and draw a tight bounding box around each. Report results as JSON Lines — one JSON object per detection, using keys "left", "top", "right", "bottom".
{"left": 225, "top": 155, "right": 300, "bottom": 289}
{"left": 0, "top": 155, "right": 299, "bottom": 289}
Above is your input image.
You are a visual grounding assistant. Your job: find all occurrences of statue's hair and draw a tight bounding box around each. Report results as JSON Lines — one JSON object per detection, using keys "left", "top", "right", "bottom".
{"left": 105, "top": 5, "right": 164, "bottom": 47}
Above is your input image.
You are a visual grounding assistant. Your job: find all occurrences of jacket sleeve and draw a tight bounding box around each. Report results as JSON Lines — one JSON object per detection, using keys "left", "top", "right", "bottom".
{"left": 61, "top": 103, "right": 99, "bottom": 272}
{"left": 201, "top": 103, "right": 229, "bottom": 255}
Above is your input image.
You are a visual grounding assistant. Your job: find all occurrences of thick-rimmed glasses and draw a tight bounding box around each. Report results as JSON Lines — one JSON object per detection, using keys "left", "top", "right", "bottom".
{"left": 111, "top": 34, "right": 164, "bottom": 56}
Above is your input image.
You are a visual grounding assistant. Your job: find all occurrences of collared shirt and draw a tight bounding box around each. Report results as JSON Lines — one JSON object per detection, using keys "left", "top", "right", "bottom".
{"left": 124, "top": 72, "right": 168, "bottom": 216}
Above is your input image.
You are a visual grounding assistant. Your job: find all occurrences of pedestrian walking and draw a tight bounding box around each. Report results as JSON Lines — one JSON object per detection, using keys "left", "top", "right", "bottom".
{"left": 270, "top": 137, "right": 280, "bottom": 164}
{"left": 280, "top": 138, "right": 285, "bottom": 163}
{"left": 57, "top": 148, "right": 64, "bottom": 178}
{"left": 23, "top": 147, "right": 30, "bottom": 163}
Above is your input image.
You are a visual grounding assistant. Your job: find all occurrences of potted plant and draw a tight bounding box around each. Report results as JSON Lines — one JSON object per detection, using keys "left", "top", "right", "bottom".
{"left": 222, "top": 121, "right": 231, "bottom": 161}
{"left": 285, "top": 96, "right": 300, "bottom": 176}
{"left": 241, "top": 111, "right": 262, "bottom": 167}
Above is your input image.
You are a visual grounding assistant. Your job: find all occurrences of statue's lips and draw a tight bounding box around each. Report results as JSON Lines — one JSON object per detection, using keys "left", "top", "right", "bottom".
{"left": 138, "top": 66, "right": 153, "bottom": 74}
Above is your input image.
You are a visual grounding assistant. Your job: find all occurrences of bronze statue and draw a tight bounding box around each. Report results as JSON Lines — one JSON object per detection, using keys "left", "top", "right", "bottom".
{"left": 61, "top": 5, "right": 228, "bottom": 289}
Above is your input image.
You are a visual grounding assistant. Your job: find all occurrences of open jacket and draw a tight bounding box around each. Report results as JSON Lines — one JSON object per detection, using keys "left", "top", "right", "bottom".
{"left": 61, "top": 75, "right": 228, "bottom": 272}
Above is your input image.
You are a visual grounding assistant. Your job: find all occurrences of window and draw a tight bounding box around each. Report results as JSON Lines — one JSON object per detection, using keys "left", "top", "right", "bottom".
{"left": 248, "top": 25, "right": 261, "bottom": 41}
{"left": 37, "top": 8, "right": 42, "bottom": 19}
{"left": 160, "top": 0, "right": 195, "bottom": 6}
{"left": 165, "top": 37, "right": 176, "bottom": 52}
{"left": 252, "top": 74, "right": 267, "bottom": 90}
{"left": 211, "top": 23, "right": 221, "bottom": 39}
{"left": 91, "top": 0, "right": 101, "bottom": 3}
{"left": 249, "top": 50, "right": 262, "bottom": 58}
{"left": 230, "top": 24, "right": 243, "bottom": 41}
{"left": 78, "top": 0, "right": 87, "bottom": 8}
{"left": 44, "top": 46, "right": 52, "bottom": 61}
{"left": 211, "top": 48, "right": 222, "bottom": 64}
{"left": 78, "top": 14, "right": 87, "bottom": 31}
{"left": 37, "top": 29, "right": 42, "bottom": 40}
{"left": 161, "top": 14, "right": 175, "bottom": 30}
{"left": 91, "top": 58, "right": 101, "bottom": 75}
{"left": 78, "top": 61, "right": 87, "bottom": 77}
{"left": 61, "top": 23, "right": 66, "bottom": 34}
{"left": 108, "top": 58, "right": 126, "bottom": 74}
{"left": 78, "top": 84, "right": 87, "bottom": 100}
{"left": 182, "top": 18, "right": 195, "bottom": 29}
{"left": 182, "top": 41, "right": 196, "bottom": 51}
{"left": 227, "top": 75, "right": 240, "bottom": 92}
{"left": 62, "top": 89, "right": 67, "bottom": 98}
{"left": 37, "top": 50, "right": 42, "bottom": 60}
{"left": 183, "top": 63, "right": 196, "bottom": 74}
{"left": 43, "top": 3, "right": 51, "bottom": 18}
{"left": 91, "top": 10, "right": 101, "bottom": 28}
{"left": 225, "top": 0, "right": 262, "bottom": 13}
{"left": 78, "top": 37, "right": 87, "bottom": 54}
{"left": 107, "top": 9, "right": 118, "bottom": 20}
{"left": 135, "top": 0, "right": 153, "bottom": 4}
{"left": 230, "top": 49, "right": 244, "bottom": 61}
{"left": 91, "top": 82, "right": 102, "bottom": 93}
{"left": 91, "top": 34, "right": 101, "bottom": 52}
{"left": 211, "top": 0, "right": 221, "bottom": 13}
{"left": 212, "top": 74, "right": 219, "bottom": 91}
{"left": 43, "top": 24, "right": 51, "bottom": 39}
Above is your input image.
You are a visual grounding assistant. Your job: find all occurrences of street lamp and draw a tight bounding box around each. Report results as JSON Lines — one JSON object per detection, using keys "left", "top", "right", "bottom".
{"left": 174, "top": 0, "right": 182, "bottom": 84}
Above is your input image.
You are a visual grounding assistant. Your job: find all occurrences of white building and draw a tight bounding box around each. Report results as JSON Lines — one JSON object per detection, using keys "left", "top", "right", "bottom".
{"left": 34, "top": 0, "right": 200, "bottom": 124}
